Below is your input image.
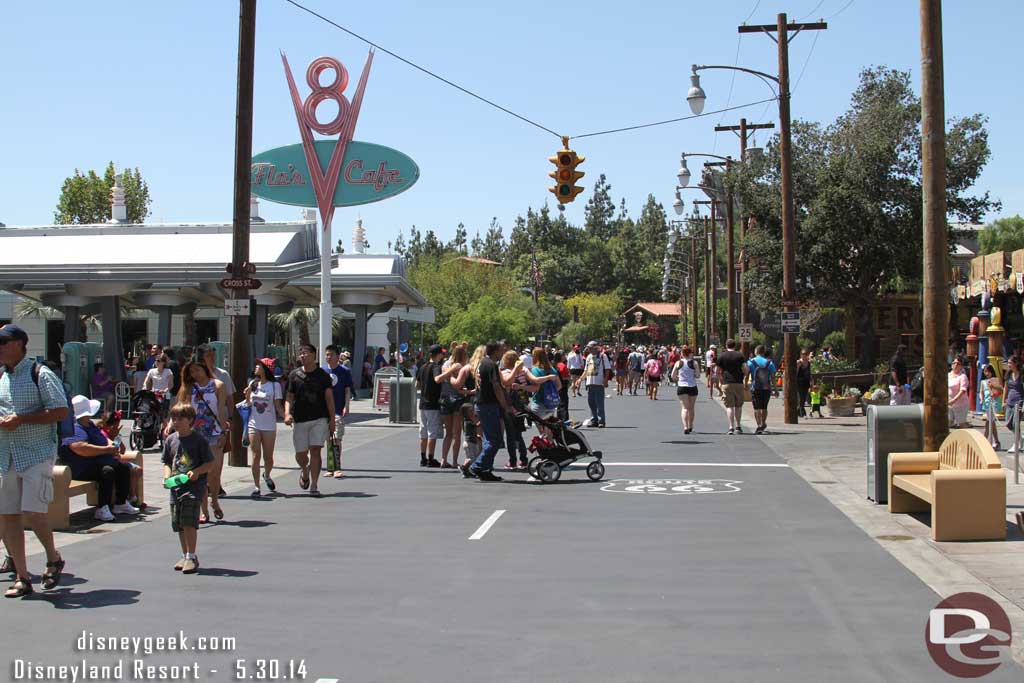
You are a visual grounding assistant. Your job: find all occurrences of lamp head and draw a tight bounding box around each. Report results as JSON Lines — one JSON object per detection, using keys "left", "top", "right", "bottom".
{"left": 677, "top": 155, "right": 691, "bottom": 188}
{"left": 686, "top": 68, "right": 706, "bottom": 115}
{"left": 672, "top": 189, "right": 685, "bottom": 215}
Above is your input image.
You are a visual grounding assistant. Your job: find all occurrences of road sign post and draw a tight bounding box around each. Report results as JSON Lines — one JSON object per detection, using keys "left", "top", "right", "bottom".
{"left": 781, "top": 311, "right": 800, "bottom": 335}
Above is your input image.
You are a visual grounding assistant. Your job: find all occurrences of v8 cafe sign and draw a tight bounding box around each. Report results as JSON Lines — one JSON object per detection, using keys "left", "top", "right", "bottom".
{"left": 601, "top": 479, "right": 743, "bottom": 495}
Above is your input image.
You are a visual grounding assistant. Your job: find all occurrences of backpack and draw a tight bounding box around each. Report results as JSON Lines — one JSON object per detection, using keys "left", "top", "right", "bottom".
{"left": 648, "top": 360, "right": 661, "bottom": 379}
{"left": 750, "top": 359, "right": 774, "bottom": 391}
{"left": 539, "top": 373, "right": 560, "bottom": 410}
{"left": 31, "top": 362, "right": 76, "bottom": 442}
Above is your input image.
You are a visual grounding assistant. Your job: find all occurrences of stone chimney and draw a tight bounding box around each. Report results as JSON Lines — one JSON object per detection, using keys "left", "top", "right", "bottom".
{"left": 109, "top": 174, "right": 128, "bottom": 223}
{"left": 353, "top": 217, "right": 367, "bottom": 254}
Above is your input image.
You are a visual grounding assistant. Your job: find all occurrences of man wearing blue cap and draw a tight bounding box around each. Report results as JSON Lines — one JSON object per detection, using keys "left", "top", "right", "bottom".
{"left": 0, "top": 324, "right": 71, "bottom": 598}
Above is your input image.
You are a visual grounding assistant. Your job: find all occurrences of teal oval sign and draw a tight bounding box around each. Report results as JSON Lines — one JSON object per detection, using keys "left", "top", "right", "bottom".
{"left": 250, "top": 140, "right": 419, "bottom": 208}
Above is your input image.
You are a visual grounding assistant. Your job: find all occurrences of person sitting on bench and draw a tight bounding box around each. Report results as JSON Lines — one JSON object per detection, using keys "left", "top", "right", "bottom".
{"left": 61, "top": 396, "right": 139, "bottom": 523}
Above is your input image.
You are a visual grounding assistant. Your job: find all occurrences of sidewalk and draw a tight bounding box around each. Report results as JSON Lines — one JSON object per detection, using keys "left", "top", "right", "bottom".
{"left": 17, "top": 397, "right": 411, "bottom": 559}
{"left": 723, "top": 391, "right": 1024, "bottom": 663}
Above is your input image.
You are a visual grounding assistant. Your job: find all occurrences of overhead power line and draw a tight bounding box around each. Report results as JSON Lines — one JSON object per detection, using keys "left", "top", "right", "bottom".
{"left": 282, "top": 0, "right": 562, "bottom": 139}
{"left": 570, "top": 98, "right": 778, "bottom": 139}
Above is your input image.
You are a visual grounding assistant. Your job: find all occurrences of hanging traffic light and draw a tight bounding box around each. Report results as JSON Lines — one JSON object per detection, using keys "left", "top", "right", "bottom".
{"left": 548, "top": 136, "right": 585, "bottom": 204}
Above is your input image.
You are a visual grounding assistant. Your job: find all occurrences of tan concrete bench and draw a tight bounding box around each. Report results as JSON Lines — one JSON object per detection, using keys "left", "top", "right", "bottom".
{"left": 40, "top": 453, "right": 144, "bottom": 530}
{"left": 888, "top": 429, "right": 1006, "bottom": 541}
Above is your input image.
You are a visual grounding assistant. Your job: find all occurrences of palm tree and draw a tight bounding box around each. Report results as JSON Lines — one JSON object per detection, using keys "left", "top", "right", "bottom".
{"left": 15, "top": 298, "right": 100, "bottom": 342}
{"left": 268, "top": 307, "right": 349, "bottom": 348}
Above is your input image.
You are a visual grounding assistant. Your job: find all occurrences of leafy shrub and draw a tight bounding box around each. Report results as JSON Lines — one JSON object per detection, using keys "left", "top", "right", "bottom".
{"left": 822, "top": 330, "right": 846, "bottom": 356}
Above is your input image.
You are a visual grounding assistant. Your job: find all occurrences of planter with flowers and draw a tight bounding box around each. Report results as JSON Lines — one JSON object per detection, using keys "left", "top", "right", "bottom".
{"left": 826, "top": 386, "right": 859, "bottom": 417}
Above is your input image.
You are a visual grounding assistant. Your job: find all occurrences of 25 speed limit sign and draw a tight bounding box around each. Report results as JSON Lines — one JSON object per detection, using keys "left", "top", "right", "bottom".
{"left": 738, "top": 324, "right": 753, "bottom": 342}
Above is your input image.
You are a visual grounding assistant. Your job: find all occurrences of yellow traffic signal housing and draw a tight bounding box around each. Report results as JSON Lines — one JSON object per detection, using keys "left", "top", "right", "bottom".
{"left": 548, "top": 138, "right": 585, "bottom": 203}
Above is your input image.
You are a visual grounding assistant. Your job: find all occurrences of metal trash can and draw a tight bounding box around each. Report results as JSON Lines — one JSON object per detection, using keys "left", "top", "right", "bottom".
{"left": 866, "top": 404, "right": 924, "bottom": 503}
{"left": 389, "top": 376, "right": 417, "bottom": 424}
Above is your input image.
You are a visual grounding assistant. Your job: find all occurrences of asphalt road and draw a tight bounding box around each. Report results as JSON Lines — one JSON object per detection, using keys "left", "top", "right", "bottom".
{"left": 5, "top": 390, "right": 1021, "bottom": 682}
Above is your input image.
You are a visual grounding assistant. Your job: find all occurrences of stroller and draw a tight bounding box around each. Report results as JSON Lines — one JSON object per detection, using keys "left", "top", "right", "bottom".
{"left": 129, "top": 389, "right": 166, "bottom": 452}
{"left": 522, "top": 406, "right": 604, "bottom": 484}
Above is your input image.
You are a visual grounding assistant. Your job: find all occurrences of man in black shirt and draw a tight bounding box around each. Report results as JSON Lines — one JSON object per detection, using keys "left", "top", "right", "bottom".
{"left": 464, "top": 341, "right": 512, "bottom": 482}
{"left": 416, "top": 344, "right": 444, "bottom": 467}
{"left": 888, "top": 344, "right": 910, "bottom": 406}
{"left": 716, "top": 338, "right": 749, "bottom": 434}
{"left": 284, "top": 344, "right": 335, "bottom": 497}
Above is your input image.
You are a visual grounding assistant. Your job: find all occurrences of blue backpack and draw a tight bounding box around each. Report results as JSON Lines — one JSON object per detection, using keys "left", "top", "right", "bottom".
{"left": 539, "top": 373, "right": 561, "bottom": 410}
{"left": 31, "top": 362, "right": 76, "bottom": 443}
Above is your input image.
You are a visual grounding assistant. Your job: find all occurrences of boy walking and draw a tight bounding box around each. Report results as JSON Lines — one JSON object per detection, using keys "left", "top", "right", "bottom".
{"left": 162, "top": 404, "right": 215, "bottom": 574}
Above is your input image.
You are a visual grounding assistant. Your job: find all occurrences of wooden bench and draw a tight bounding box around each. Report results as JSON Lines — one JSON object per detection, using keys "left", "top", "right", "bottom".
{"left": 888, "top": 429, "right": 1006, "bottom": 541}
{"left": 34, "top": 453, "right": 144, "bottom": 530}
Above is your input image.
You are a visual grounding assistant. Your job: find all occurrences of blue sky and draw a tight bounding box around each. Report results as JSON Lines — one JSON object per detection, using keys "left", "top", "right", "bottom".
{"left": 2, "top": 1, "right": 1021, "bottom": 249}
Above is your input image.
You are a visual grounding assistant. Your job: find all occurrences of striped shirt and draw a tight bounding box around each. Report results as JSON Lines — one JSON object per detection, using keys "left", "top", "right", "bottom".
{"left": 0, "top": 356, "right": 67, "bottom": 473}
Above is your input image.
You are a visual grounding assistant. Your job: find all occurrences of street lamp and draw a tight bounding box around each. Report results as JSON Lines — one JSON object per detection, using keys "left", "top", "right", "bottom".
{"left": 677, "top": 155, "right": 692, "bottom": 188}
{"left": 685, "top": 13, "right": 827, "bottom": 425}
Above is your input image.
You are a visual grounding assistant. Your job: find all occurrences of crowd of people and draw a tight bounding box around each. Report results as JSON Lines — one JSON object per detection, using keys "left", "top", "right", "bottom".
{"left": 411, "top": 337, "right": 786, "bottom": 486}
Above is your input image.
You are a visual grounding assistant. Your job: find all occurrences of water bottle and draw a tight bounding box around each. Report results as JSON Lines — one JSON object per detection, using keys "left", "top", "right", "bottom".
{"left": 163, "top": 473, "right": 190, "bottom": 489}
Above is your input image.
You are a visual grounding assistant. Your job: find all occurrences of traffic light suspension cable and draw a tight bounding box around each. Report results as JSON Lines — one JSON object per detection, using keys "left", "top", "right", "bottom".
{"left": 283, "top": 0, "right": 776, "bottom": 143}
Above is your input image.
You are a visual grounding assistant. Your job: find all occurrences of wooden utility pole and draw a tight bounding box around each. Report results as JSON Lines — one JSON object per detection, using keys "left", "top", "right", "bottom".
{"left": 725, "top": 159, "right": 735, "bottom": 342}
{"left": 714, "top": 117, "right": 774, "bottom": 355}
{"left": 704, "top": 215, "right": 712, "bottom": 349}
{"left": 710, "top": 201, "right": 718, "bottom": 345}
{"left": 228, "top": 0, "right": 257, "bottom": 467}
{"left": 739, "top": 13, "right": 826, "bottom": 424}
{"left": 920, "top": 0, "right": 948, "bottom": 449}
{"left": 690, "top": 226, "right": 699, "bottom": 348}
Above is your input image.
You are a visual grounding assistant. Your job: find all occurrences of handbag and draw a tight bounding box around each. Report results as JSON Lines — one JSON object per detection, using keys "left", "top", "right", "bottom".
{"left": 439, "top": 393, "right": 464, "bottom": 412}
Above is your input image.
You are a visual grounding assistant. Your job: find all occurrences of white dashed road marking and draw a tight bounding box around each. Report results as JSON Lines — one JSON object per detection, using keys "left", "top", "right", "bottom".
{"left": 469, "top": 509, "right": 506, "bottom": 540}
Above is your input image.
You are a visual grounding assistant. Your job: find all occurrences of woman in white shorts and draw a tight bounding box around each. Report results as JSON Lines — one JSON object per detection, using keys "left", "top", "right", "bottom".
{"left": 671, "top": 345, "right": 701, "bottom": 435}
{"left": 244, "top": 359, "right": 283, "bottom": 497}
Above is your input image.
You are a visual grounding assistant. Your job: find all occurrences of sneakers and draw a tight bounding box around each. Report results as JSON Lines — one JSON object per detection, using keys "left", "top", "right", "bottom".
{"left": 460, "top": 464, "right": 476, "bottom": 479}
{"left": 728, "top": 428, "right": 734, "bottom": 435}
{"left": 420, "top": 457, "right": 429, "bottom": 467}
{"left": 94, "top": 506, "right": 115, "bottom": 522}
{"left": 427, "top": 459, "right": 441, "bottom": 468}
{"left": 736, "top": 426, "right": 743, "bottom": 434}
{"left": 582, "top": 419, "right": 595, "bottom": 427}
{"left": 263, "top": 475, "right": 276, "bottom": 492}
{"left": 181, "top": 556, "right": 199, "bottom": 574}
{"left": 755, "top": 425, "right": 765, "bottom": 435}
{"left": 476, "top": 471, "right": 503, "bottom": 482}
{"left": 112, "top": 502, "right": 140, "bottom": 515}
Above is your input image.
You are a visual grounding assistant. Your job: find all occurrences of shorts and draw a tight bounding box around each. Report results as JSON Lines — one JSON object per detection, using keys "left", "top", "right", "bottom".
{"left": 615, "top": 369, "right": 627, "bottom": 377}
{"left": 723, "top": 383, "right": 746, "bottom": 408}
{"left": 0, "top": 458, "right": 55, "bottom": 515}
{"left": 293, "top": 417, "right": 329, "bottom": 452}
{"left": 751, "top": 389, "right": 772, "bottom": 411}
{"left": 439, "top": 396, "right": 465, "bottom": 417}
{"left": 419, "top": 409, "right": 443, "bottom": 440}
{"left": 569, "top": 369, "right": 583, "bottom": 377}
{"left": 170, "top": 490, "right": 202, "bottom": 532}
{"left": 676, "top": 386, "right": 698, "bottom": 397}
{"left": 647, "top": 377, "right": 661, "bottom": 385}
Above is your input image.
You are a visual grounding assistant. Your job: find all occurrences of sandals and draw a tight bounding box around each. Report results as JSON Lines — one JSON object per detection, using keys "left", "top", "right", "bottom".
{"left": 0, "top": 554, "right": 13, "bottom": 575}
{"left": 4, "top": 577, "right": 32, "bottom": 598}
{"left": 212, "top": 504, "right": 224, "bottom": 521}
{"left": 309, "top": 488, "right": 322, "bottom": 498}
{"left": 299, "top": 470, "right": 310, "bottom": 490}
{"left": 198, "top": 513, "right": 209, "bottom": 525}
{"left": 42, "top": 556, "right": 65, "bottom": 590}
{"left": 332, "top": 471, "right": 345, "bottom": 478}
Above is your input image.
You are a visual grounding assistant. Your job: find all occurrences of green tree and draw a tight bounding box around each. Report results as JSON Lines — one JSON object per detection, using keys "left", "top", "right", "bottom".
{"left": 408, "top": 254, "right": 521, "bottom": 334}
{"left": 584, "top": 173, "right": 617, "bottom": 241}
{"left": 978, "top": 215, "right": 1024, "bottom": 253}
{"left": 563, "top": 292, "right": 622, "bottom": 342}
{"left": 437, "top": 295, "right": 533, "bottom": 347}
{"left": 54, "top": 162, "right": 152, "bottom": 224}
{"left": 734, "top": 66, "right": 996, "bottom": 368}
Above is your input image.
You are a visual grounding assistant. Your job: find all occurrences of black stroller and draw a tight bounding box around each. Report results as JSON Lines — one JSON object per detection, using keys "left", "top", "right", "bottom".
{"left": 129, "top": 389, "right": 166, "bottom": 451}
{"left": 523, "top": 406, "right": 604, "bottom": 484}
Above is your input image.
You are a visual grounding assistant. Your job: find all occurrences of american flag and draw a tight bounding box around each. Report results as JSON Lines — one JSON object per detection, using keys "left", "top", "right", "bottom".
{"left": 531, "top": 250, "right": 543, "bottom": 292}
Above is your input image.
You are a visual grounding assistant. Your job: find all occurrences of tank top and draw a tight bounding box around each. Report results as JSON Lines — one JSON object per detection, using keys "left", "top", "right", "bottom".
{"left": 1006, "top": 372, "right": 1024, "bottom": 407}
{"left": 796, "top": 361, "right": 811, "bottom": 386}
{"left": 675, "top": 358, "right": 699, "bottom": 388}
{"left": 192, "top": 380, "right": 222, "bottom": 443}
{"left": 439, "top": 360, "right": 460, "bottom": 399}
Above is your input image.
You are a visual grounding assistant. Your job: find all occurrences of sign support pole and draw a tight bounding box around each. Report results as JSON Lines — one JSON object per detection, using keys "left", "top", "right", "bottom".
{"left": 229, "top": 0, "right": 256, "bottom": 468}
{"left": 320, "top": 214, "right": 333, "bottom": 361}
